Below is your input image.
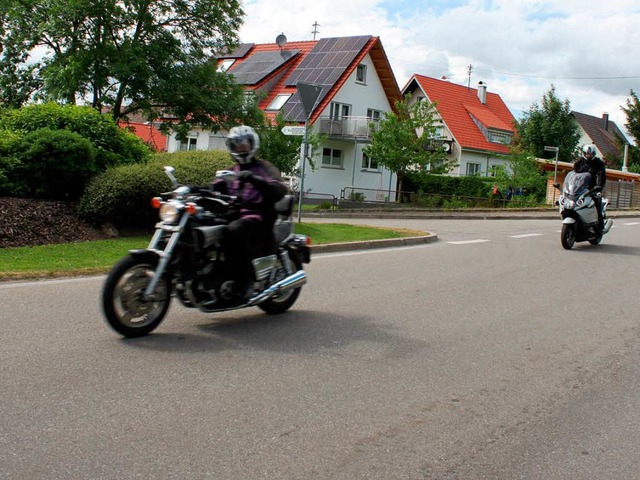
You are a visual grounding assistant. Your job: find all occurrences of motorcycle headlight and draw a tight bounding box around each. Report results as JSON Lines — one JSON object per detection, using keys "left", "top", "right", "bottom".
{"left": 159, "top": 202, "right": 181, "bottom": 223}
{"left": 563, "top": 198, "right": 575, "bottom": 210}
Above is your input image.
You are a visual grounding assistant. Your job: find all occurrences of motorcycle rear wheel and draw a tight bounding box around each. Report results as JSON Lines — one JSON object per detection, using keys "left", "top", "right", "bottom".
{"left": 561, "top": 224, "right": 576, "bottom": 250}
{"left": 102, "top": 254, "right": 171, "bottom": 337}
{"left": 258, "top": 257, "right": 303, "bottom": 315}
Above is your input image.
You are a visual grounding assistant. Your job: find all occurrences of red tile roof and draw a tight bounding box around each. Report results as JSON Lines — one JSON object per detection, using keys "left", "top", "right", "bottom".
{"left": 119, "top": 121, "right": 167, "bottom": 152}
{"left": 405, "top": 75, "right": 516, "bottom": 154}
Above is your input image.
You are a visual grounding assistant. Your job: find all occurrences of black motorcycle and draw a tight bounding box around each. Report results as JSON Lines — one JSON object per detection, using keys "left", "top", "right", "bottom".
{"left": 101, "top": 166, "right": 311, "bottom": 337}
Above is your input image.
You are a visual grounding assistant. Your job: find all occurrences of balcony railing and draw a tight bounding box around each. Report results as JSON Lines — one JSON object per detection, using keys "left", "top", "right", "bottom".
{"left": 318, "top": 116, "right": 380, "bottom": 140}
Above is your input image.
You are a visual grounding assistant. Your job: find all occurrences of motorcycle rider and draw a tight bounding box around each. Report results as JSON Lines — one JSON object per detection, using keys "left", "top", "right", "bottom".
{"left": 212, "top": 125, "right": 287, "bottom": 301}
{"left": 573, "top": 144, "right": 606, "bottom": 232}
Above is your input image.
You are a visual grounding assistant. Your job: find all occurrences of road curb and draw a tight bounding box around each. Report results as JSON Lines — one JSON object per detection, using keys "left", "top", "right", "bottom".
{"left": 310, "top": 233, "right": 438, "bottom": 254}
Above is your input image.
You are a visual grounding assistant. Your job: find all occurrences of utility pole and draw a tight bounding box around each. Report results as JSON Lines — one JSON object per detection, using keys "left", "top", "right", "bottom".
{"left": 467, "top": 64, "right": 473, "bottom": 89}
{"left": 311, "top": 21, "right": 320, "bottom": 40}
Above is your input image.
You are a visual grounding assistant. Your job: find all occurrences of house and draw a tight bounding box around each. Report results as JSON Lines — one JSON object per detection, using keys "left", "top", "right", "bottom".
{"left": 164, "top": 35, "right": 402, "bottom": 203}
{"left": 571, "top": 111, "right": 631, "bottom": 165}
{"left": 401, "top": 75, "right": 517, "bottom": 177}
{"left": 119, "top": 120, "right": 167, "bottom": 152}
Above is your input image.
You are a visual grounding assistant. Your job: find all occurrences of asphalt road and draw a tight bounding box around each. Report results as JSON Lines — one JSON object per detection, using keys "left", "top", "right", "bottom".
{"left": 2, "top": 217, "right": 640, "bottom": 479}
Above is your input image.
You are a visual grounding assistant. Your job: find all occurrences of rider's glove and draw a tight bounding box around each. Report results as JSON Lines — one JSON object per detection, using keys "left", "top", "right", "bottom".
{"left": 236, "top": 170, "right": 253, "bottom": 182}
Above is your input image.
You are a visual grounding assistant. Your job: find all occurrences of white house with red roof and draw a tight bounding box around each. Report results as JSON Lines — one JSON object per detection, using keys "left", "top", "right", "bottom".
{"left": 402, "top": 75, "right": 517, "bottom": 177}
{"left": 165, "top": 35, "right": 402, "bottom": 203}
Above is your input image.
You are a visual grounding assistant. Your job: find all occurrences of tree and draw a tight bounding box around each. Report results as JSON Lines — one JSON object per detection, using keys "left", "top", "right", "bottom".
{"left": 0, "top": 0, "right": 258, "bottom": 134}
{"left": 514, "top": 85, "right": 581, "bottom": 162}
{"left": 256, "top": 113, "right": 323, "bottom": 177}
{"left": 621, "top": 90, "right": 640, "bottom": 169}
{"left": 363, "top": 95, "right": 455, "bottom": 194}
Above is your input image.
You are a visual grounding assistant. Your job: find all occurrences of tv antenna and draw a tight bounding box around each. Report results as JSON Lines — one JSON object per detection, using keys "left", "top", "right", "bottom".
{"left": 467, "top": 64, "right": 473, "bottom": 89}
{"left": 312, "top": 21, "right": 320, "bottom": 40}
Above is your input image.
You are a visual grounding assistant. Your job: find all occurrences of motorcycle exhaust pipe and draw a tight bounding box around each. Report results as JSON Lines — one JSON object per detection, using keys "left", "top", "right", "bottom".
{"left": 248, "top": 270, "right": 307, "bottom": 306}
{"left": 603, "top": 218, "right": 613, "bottom": 234}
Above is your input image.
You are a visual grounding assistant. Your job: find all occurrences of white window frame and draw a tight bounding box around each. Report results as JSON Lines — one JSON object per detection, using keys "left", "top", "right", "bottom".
{"left": 361, "top": 152, "right": 379, "bottom": 171}
{"left": 356, "top": 64, "right": 367, "bottom": 84}
{"left": 366, "top": 109, "right": 382, "bottom": 121}
{"left": 178, "top": 136, "right": 198, "bottom": 151}
{"left": 322, "top": 147, "right": 343, "bottom": 168}
{"left": 330, "top": 102, "right": 351, "bottom": 120}
{"left": 466, "top": 162, "right": 481, "bottom": 176}
{"left": 266, "top": 94, "right": 292, "bottom": 111}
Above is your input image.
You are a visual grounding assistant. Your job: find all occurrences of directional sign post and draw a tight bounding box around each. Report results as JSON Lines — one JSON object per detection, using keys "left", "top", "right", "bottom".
{"left": 295, "top": 82, "right": 323, "bottom": 223}
{"left": 281, "top": 126, "right": 306, "bottom": 136}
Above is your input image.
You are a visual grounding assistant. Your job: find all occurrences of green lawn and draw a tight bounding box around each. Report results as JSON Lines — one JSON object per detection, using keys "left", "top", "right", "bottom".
{"left": 0, "top": 223, "right": 421, "bottom": 280}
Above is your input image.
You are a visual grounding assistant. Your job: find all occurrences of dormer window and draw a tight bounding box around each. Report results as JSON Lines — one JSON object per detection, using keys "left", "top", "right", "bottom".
{"left": 217, "top": 59, "right": 235, "bottom": 72}
{"left": 356, "top": 64, "right": 367, "bottom": 84}
{"left": 266, "top": 94, "right": 292, "bottom": 111}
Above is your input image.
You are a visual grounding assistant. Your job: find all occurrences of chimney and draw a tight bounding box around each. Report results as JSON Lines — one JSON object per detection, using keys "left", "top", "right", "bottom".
{"left": 602, "top": 113, "right": 609, "bottom": 131}
{"left": 477, "top": 81, "right": 487, "bottom": 104}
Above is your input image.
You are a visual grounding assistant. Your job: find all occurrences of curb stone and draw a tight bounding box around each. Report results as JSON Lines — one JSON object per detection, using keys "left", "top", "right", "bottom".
{"left": 310, "top": 233, "right": 438, "bottom": 254}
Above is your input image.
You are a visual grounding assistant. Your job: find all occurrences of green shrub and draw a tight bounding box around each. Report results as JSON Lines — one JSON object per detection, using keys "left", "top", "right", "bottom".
{"left": 79, "top": 150, "right": 232, "bottom": 228}
{"left": 14, "top": 128, "right": 96, "bottom": 199}
{"left": 0, "top": 103, "right": 151, "bottom": 170}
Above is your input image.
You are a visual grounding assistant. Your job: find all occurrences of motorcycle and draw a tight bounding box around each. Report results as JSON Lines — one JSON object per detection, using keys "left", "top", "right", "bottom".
{"left": 101, "top": 166, "right": 311, "bottom": 337}
{"left": 554, "top": 171, "right": 613, "bottom": 250}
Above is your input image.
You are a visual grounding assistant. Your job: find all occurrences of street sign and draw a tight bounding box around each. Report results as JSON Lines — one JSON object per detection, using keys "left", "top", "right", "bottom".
{"left": 297, "top": 82, "right": 323, "bottom": 116}
{"left": 281, "top": 125, "right": 306, "bottom": 136}
{"left": 544, "top": 146, "right": 559, "bottom": 152}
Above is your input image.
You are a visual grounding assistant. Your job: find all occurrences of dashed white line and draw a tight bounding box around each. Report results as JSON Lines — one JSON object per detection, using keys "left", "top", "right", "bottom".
{"left": 510, "top": 233, "right": 544, "bottom": 239}
{"left": 447, "top": 239, "right": 491, "bottom": 245}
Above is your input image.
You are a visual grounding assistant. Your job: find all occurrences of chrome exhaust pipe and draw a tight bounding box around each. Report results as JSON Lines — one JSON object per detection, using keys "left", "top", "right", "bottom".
{"left": 603, "top": 218, "right": 613, "bottom": 234}
{"left": 248, "top": 270, "right": 307, "bottom": 306}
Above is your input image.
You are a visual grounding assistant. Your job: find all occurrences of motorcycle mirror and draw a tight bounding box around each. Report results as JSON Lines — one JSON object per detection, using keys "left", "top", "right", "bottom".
{"left": 164, "top": 166, "right": 178, "bottom": 187}
{"left": 216, "top": 170, "right": 237, "bottom": 183}
{"left": 553, "top": 183, "right": 560, "bottom": 190}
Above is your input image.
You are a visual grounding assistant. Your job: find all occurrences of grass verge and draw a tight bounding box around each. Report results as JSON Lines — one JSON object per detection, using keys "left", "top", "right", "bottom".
{"left": 0, "top": 223, "right": 425, "bottom": 281}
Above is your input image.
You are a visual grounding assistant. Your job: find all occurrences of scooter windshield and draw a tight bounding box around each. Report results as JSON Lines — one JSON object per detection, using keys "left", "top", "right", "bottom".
{"left": 563, "top": 171, "right": 591, "bottom": 198}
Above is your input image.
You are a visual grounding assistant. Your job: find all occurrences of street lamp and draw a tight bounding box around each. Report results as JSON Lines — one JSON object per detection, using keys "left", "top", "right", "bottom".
{"left": 544, "top": 145, "right": 559, "bottom": 204}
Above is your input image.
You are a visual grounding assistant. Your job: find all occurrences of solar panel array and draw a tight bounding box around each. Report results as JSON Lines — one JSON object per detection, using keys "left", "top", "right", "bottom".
{"left": 283, "top": 36, "right": 371, "bottom": 122}
{"left": 218, "top": 43, "right": 254, "bottom": 59}
{"left": 228, "top": 50, "right": 300, "bottom": 85}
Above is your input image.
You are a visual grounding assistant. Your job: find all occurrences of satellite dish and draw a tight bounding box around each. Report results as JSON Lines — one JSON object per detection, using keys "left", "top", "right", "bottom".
{"left": 276, "top": 33, "right": 287, "bottom": 48}
{"left": 442, "top": 142, "right": 451, "bottom": 153}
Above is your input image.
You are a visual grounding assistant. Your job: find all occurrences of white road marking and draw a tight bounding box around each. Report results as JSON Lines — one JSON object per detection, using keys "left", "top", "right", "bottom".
{"left": 622, "top": 222, "right": 640, "bottom": 226}
{"left": 447, "top": 239, "right": 491, "bottom": 245}
{"left": 510, "top": 233, "right": 544, "bottom": 238}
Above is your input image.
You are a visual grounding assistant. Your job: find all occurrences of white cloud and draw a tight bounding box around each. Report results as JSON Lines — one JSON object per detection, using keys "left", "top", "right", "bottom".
{"left": 239, "top": 0, "right": 640, "bottom": 140}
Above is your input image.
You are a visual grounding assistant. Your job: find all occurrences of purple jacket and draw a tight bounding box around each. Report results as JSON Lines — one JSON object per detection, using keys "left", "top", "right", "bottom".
{"left": 214, "top": 159, "right": 287, "bottom": 224}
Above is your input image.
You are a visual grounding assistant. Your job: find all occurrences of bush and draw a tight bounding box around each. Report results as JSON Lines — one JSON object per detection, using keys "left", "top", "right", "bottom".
{"left": 14, "top": 128, "right": 96, "bottom": 199}
{"left": 0, "top": 103, "right": 151, "bottom": 170}
{"left": 79, "top": 150, "right": 233, "bottom": 228}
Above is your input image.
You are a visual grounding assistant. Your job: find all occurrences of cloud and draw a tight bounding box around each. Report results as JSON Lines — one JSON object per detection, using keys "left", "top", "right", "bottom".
{"left": 239, "top": 0, "right": 639, "bottom": 140}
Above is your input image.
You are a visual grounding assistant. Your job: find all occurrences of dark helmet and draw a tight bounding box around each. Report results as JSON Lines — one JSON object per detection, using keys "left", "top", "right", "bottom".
{"left": 582, "top": 144, "right": 597, "bottom": 158}
{"left": 226, "top": 125, "right": 260, "bottom": 164}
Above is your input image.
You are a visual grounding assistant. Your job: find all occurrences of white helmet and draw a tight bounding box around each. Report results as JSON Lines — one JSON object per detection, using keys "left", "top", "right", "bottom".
{"left": 226, "top": 125, "right": 260, "bottom": 164}
{"left": 582, "top": 144, "right": 597, "bottom": 158}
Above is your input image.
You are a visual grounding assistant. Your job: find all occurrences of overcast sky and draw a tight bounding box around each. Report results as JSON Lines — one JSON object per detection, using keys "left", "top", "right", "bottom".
{"left": 240, "top": 0, "right": 640, "bottom": 141}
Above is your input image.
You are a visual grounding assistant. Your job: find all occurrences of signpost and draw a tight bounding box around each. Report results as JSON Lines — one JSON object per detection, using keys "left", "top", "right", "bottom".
{"left": 295, "top": 82, "right": 323, "bottom": 223}
{"left": 281, "top": 126, "right": 306, "bottom": 136}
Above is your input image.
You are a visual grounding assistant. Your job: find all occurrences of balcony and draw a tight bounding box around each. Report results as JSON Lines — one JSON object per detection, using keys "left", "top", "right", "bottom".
{"left": 318, "top": 116, "right": 380, "bottom": 141}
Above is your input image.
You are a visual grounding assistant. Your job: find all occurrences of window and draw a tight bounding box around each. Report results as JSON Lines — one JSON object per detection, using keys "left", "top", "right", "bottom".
{"left": 330, "top": 102, "right": 351, "bottom": 119}
{"left": 361, "top": 152, "right": 379, "bottom": 171}
{"left": 466, "top": 162, "right": 481, "bottom": 176}
{"left": 178, "top": 136, "right": 197, "bottom": 151}
{"left": 322, "top": 147, "right": 343, "bottom": 168}
{"left": 266, "top": 94, "right": 292, "bottom": 111}
{"left": 488, "top": 130, "right": 512, "bottom": 145}
{"left": 366, "top": 109, "right": 382, "bottom": 121}
{"left": 217, "top": 59, "right": 235, "bottom": 72}
{"left": 356, "top": 64, "right": 367, "bottom": 84}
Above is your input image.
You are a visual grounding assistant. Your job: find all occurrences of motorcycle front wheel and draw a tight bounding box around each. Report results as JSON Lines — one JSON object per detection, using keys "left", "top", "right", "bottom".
{"left": 101, "top": 254, "right": 171, "bottom": 337}
{"left": 258, "top": 257, "right": 303, "bottom": 315}
{"left": 561, "top": 224, "right": 576, "bottom": 250}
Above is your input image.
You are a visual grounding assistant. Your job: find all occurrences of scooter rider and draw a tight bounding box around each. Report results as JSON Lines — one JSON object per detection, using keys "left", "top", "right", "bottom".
{"left": 573, "top": 144, "right": 606, "bottom": 231}
{"left": 212, "top": 125, "right": 287, "bottom": 301}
